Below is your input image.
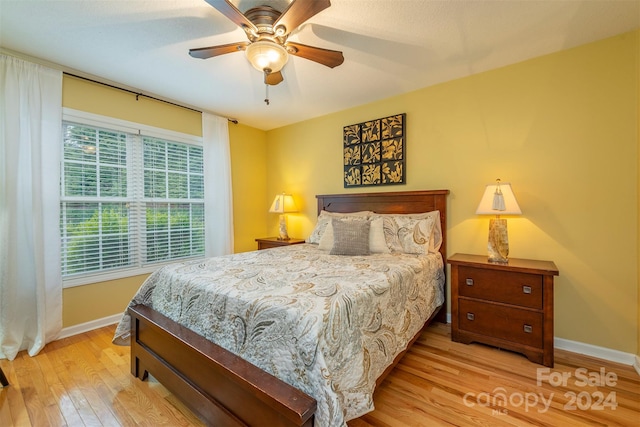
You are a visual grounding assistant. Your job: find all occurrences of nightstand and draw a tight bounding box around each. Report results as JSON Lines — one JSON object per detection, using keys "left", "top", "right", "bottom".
{"left": 255, "top": 237, "right": 305, "bottom": 250}
{"left": 448, "top": 253, "right": 559, "bottom": 367}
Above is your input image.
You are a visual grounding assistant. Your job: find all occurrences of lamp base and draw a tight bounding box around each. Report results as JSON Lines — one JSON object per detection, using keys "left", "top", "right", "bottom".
{"left": 487, "top": 218, "right": 509, "bottom": 264}
{"left": 277, "top": 214, "right": 289, "bottom": 240}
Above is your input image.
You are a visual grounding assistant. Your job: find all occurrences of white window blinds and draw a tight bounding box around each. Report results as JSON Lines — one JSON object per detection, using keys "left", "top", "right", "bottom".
{"left": 142, "top": 136, "right": 205, "bottom": 263}
{"left": 60, "top": 116, "right": 204, "bottom": 284}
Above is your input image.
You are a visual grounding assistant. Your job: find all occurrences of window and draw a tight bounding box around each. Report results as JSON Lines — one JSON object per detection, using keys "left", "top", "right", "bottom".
{"left": 60, "top": 111, "right": 204, "bottom": 285}
{"left": 143, "top": 137, "right": 205, "bottom": 263}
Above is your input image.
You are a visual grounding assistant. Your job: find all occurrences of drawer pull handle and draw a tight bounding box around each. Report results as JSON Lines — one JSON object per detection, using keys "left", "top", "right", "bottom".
{"left": 523, "top": 285, "right": 532, "bottom": 294}
{"left": 523, "top": 324, "right": 533, "bottom": 333}
{"left": 465, "top": 278, "right": 474, "bottom": 286}
{"left": 467, "top": 313, "right": 475, "bottom": 321}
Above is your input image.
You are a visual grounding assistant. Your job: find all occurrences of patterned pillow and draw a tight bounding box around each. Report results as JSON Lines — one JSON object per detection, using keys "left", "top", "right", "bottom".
{"left": 307, "top": 215, "right": 331, "bottom": 244}
{"left": 382, "top": 216, "right": 436, "bottom": 254}
{"left": 330, "top": 218, "right": 371, "bottom": 256}
{"left": 372, "top": 211, "right": 442, "bottom": 253}
{"left": 425, "top": 210, "right": 443, "bottom": 253}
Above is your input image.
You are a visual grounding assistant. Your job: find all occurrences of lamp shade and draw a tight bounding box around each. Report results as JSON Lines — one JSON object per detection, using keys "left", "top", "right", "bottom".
{"left": 269, "top": 193, "right": 297, "bottom": 213}
{"left": 476, "top": 181, "right": 522, "bottom": 215}
{"left": 245, "top": 40, "right": 289, "bottom": 73}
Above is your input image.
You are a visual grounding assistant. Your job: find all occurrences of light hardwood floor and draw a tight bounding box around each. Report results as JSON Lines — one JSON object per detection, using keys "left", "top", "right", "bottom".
{"left": 1, "top": 323, "right": 638, "bottom": 426}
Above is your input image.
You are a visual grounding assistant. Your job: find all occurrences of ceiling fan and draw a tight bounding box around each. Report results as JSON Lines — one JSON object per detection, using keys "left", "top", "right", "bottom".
{"left": 189, "top": 0, "right": 344, "bottom": 87}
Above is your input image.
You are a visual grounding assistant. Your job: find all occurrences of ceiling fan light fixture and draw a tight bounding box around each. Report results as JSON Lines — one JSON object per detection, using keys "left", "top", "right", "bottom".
{"left": 245, "top": 40, "right": 289, "bottom": 73}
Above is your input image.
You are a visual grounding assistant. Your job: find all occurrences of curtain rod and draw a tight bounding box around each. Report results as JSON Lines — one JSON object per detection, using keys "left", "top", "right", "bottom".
{"left": 64, "top": 72, "right": 238, "bottom": 124}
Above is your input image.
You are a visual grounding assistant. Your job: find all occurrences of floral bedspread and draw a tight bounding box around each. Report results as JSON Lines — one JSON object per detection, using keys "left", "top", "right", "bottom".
{"left": 113, "top": 244, "right": 444, "bottom": 427}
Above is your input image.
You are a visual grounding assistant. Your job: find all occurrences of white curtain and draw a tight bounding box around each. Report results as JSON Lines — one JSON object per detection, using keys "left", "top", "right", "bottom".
{"left": 0, "top": 55, "right": 63, "bottom": 360}
{"left": 202, "top": 112, "right": 234, "bottom": 256}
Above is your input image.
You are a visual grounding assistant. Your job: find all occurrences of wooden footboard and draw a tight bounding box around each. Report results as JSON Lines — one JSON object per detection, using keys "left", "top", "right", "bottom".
{"left": 129, "top": 304, "right": 316, "bottom": 427}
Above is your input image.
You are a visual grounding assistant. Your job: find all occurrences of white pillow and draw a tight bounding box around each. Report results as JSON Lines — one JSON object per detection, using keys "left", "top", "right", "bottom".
{"left": 319, "top": 217, "right": 390, "bottom": 253}
{"left": 369, "top": 217, "right": 391, "bottom": 253}
{"left": 307, "top": 210, "right": 372, "bottom": 244}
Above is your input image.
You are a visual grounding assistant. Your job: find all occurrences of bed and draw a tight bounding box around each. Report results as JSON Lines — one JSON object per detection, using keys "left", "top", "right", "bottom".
{"left": 113, "top": 190, "right": 449, "bottom": 427}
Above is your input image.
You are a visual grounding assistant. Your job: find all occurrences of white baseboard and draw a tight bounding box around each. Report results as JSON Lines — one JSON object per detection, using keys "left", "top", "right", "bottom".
{"left": 554, "top": 337, "right": 636, "bottom": 366}
{"left": 635, "top": 355, "right": 640, "bottom": 376}
{"left": 58, "top": 313, "right": 122, "bottom": 339}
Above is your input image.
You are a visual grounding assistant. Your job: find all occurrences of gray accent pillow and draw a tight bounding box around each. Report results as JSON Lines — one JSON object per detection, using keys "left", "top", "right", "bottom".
{"left": 307, "top": 210, "right": 372, "bottom": 244}
{"left": 330, "top": 218, "right": 371, "bottom": 256}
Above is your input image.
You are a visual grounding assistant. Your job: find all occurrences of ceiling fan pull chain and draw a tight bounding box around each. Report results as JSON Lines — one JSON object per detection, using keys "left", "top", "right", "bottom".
{"left": 264, "top": 83, "right": 270, "bottom": 106}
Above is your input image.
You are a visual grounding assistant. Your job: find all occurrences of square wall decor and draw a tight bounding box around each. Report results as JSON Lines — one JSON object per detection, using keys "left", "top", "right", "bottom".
{"left": 343, "top": 113, "right": 405, "bottom": 187}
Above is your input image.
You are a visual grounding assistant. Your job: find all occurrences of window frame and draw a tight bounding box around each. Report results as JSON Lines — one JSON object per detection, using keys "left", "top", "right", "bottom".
{"left": 61, "top": 108, "right": 204, "bottom": 288}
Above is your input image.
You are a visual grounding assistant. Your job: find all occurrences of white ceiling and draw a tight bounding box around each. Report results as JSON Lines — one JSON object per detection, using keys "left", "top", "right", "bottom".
{"left": 1, "top": 0, "right": 638, "bottom": 130}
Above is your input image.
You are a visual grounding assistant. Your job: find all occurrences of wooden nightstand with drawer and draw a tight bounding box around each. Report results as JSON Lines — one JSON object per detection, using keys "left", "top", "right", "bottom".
{"left": 448, "top": 253, "right": 559, "bottom": 367}
{"left": 255, "top": 237, "right": 305, "bottom": 250}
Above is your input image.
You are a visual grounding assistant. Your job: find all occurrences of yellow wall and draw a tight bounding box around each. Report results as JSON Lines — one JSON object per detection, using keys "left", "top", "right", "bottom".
{"left": 63, "top": 75, "right": 202, "bottom": 135}
{"left": 266, "top": 31, "right": 639, "bottom": 354}
{"left": 229, "top": 123, "right": 269, "bottom": 253}
{"left": 61, "top": 75, "right": 268, "bottom": 327}
{"left": 62, "top": 275, "right": 148, "bottom": 326}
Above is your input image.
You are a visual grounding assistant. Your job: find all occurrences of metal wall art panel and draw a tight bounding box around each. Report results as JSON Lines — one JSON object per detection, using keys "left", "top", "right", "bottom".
{"left": 343, "top": 113, "right": 406, "bottom": 188}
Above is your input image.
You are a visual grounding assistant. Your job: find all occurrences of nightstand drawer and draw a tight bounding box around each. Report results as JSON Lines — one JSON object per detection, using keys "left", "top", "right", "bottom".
{"left": 458, "top": 266, "right": 543, "bottom": 309}
{"left": 458, "top": 299, "right": 543, "bottom": 348}
{"left": 256, "top": 237, "right": 305, "bottom": 250}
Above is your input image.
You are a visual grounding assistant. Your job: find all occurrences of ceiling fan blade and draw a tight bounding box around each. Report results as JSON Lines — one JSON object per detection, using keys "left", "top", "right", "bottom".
{"left": 204, "top": 0, "right": 257, "bottom": 33}
{"left": 264, "top": 70, "right": 284, "bottom": 86}
{"left": 273, "top": 0, "right": 331, "bottom": 37}
{"left": 286, "top": 42, "right": 344, "bottom": 68}
{"left": 189, "top": 41, "right": 249, "bottom": 59}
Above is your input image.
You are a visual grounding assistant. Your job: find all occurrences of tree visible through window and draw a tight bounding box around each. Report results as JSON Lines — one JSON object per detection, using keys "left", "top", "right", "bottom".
{"left": 60, "top": 122, "right": 204, "bottom": 279}
{"left": 143, "top": 137, "right": 205, "bottom": 263}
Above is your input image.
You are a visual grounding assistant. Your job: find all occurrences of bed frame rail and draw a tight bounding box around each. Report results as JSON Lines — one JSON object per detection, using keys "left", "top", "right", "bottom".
{"left": 129, "top": 304, "right": 316, "bottom": 427}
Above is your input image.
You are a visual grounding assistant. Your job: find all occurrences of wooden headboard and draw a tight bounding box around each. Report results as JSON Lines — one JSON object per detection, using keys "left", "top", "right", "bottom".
{"left": 316, "top": 190, "right": 449, "bottom": 265}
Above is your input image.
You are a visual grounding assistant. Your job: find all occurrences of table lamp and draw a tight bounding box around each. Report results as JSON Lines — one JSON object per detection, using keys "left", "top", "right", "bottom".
{"left": 269, "top": 193, "right": 298, "bottom": 240}
{"left": 475, "top": 179, "right": 522, "bottom": 263}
